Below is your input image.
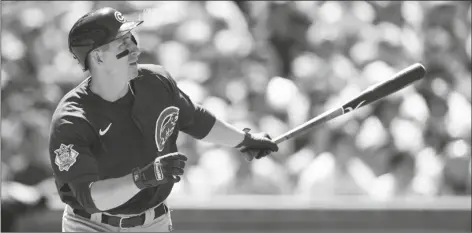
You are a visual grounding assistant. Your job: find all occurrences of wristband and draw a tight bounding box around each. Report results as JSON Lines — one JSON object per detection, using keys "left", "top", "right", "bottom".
{"left": 235, "top": 128, "right": 251, "bottom": 148}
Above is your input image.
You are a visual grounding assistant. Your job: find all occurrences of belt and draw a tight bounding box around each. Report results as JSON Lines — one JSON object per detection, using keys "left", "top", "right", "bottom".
{"left": 73, "top": 204, "right": 169, "bottom": 228}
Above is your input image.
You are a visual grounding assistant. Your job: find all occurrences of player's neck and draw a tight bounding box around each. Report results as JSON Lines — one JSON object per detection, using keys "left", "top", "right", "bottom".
{"left": 89, "top": 69, "right": 129, "bottom": 102}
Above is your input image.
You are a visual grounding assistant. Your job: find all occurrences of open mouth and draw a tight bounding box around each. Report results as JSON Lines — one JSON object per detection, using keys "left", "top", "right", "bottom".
{"left": 129, "top": 62, "right": 137, "bottom": 66}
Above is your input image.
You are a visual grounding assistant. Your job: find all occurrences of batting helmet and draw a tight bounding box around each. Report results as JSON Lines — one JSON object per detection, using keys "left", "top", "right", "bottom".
{"left": 68, "top": 7, "right": 143, "bottom": 71}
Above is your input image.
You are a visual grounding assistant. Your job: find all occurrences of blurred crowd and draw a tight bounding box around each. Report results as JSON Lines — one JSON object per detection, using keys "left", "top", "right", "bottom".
{"left": 1, "top": 1, "right": 471, "bottom": 229}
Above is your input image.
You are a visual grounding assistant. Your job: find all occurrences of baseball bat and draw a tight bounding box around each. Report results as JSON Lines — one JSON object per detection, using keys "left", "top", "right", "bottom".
{"left": 273, "top": 63, "right": 427, "bottom": 144}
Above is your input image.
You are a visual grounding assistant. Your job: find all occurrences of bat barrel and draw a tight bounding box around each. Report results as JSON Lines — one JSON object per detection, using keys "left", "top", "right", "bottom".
{"left": 341, "top": 63, "right": 426, "bottom": 112}
{"left": 359, "top": 63, "right": 425, "bottom": 105}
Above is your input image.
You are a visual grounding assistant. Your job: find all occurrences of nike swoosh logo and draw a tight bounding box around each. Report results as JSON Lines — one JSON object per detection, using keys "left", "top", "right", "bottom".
{"left": 99, "top": 123, "right": 112, "bottom": 136}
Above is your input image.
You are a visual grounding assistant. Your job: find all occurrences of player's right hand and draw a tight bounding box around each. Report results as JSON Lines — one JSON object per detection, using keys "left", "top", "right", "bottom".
{"left": 132, "top": 152, "right": 187, "bottom": 190}
{"left": 236, "top": 128, "right": 279, "bottom": 161}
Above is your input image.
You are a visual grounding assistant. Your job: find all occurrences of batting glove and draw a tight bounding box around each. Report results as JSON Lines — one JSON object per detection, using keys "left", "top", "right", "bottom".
{"left": 236, "top": 128, "right": 279, "bottom": 161}
{"left": 132, "top": 152, "right": 187, "bottom": 190}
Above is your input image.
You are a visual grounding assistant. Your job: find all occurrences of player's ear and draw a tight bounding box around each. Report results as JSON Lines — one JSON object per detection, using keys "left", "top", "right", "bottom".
{"left": 89, "top": 50, "right": 103, "bottom": 65}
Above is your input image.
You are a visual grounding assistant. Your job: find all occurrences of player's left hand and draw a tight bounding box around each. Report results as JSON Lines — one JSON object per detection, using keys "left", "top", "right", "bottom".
{"left": 235, "top": 128, "right": 278, "bottom": 161}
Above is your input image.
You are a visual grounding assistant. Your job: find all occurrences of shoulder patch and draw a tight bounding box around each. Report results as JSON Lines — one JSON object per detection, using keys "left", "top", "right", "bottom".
{"left": 54, "top": 144, "right": 79, "bottom": 171}
{"left": 155, "top": 106, "right": 180, "bottom": 152}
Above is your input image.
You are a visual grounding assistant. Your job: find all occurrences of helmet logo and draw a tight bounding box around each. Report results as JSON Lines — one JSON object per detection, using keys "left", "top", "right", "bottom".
{"left": 114, "top": 11, "right": 125, "bottom": 23}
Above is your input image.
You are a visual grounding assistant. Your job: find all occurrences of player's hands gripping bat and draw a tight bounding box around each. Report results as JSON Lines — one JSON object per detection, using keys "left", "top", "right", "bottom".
{"left": 236, "top": 128, "right": 279, "bottom": 161}
{"left": 273, "top": 63, "right": 427, "bottom": 144}
{"left": 132, "top": 152, "right": 187, "bottom": 189}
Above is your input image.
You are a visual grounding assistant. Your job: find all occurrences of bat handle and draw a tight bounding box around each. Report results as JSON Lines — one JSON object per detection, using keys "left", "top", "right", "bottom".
{"left": 273, "top": 130, "right": 301, "bottom": 144}
{"left": 272, "top": 107, "right": 344, "bottom": 145}
{"left": 273, "top": 135, "right": 290, "bottom": 145}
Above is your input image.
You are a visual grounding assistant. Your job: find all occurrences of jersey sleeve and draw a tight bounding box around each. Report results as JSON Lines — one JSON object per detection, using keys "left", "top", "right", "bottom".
{"left": 49, "top": 115, "right": 100, "bottom": 186}
{"left": 175, "top": 88, "right": 216, "bottom": 139}
{"left": 49, "top": 114, "right": 102, "bottom": 213}
{"left": 144, "top": 64, "right": 216, "bottom": 139}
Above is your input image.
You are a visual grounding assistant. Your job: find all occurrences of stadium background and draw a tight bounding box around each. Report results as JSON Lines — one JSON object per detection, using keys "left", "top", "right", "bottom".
{"left": 1, "top": 1, "right": 471, "bottom": 232}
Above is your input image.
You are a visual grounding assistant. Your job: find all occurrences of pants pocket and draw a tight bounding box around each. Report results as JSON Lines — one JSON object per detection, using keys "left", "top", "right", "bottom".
{"left": 136, "top": 211, "right": 172, "bottom": 232}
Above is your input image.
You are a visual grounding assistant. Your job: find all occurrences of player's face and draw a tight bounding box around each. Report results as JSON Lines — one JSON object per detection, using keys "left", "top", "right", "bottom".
{"left": 100, "top": 31, "right": 141, "bottom": 79}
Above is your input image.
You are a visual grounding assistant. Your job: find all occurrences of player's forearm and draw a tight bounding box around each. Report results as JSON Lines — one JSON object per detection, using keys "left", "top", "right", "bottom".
{"left": 89, "top": 173, "right": 141, "bottom": 211}
{"left": 200, "top": 117, "right": 245, "bottom": 147}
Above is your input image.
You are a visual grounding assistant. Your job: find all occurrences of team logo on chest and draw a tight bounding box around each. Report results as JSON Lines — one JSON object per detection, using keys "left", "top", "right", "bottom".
{"left": 155, "top": 106, "right": 180, "bottom": 152}
{"left": 54, "top": 144, "right": 79, "bottom": 172}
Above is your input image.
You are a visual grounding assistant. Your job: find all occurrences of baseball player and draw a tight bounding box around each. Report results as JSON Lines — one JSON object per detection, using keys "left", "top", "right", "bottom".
{"left": 49, "top": 7, "right": 278, "bottom": 232}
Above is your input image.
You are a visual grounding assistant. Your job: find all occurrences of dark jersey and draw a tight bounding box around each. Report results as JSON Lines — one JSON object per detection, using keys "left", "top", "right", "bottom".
{"left": 48, "top": 64, "right": 215, "bottom": 215}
